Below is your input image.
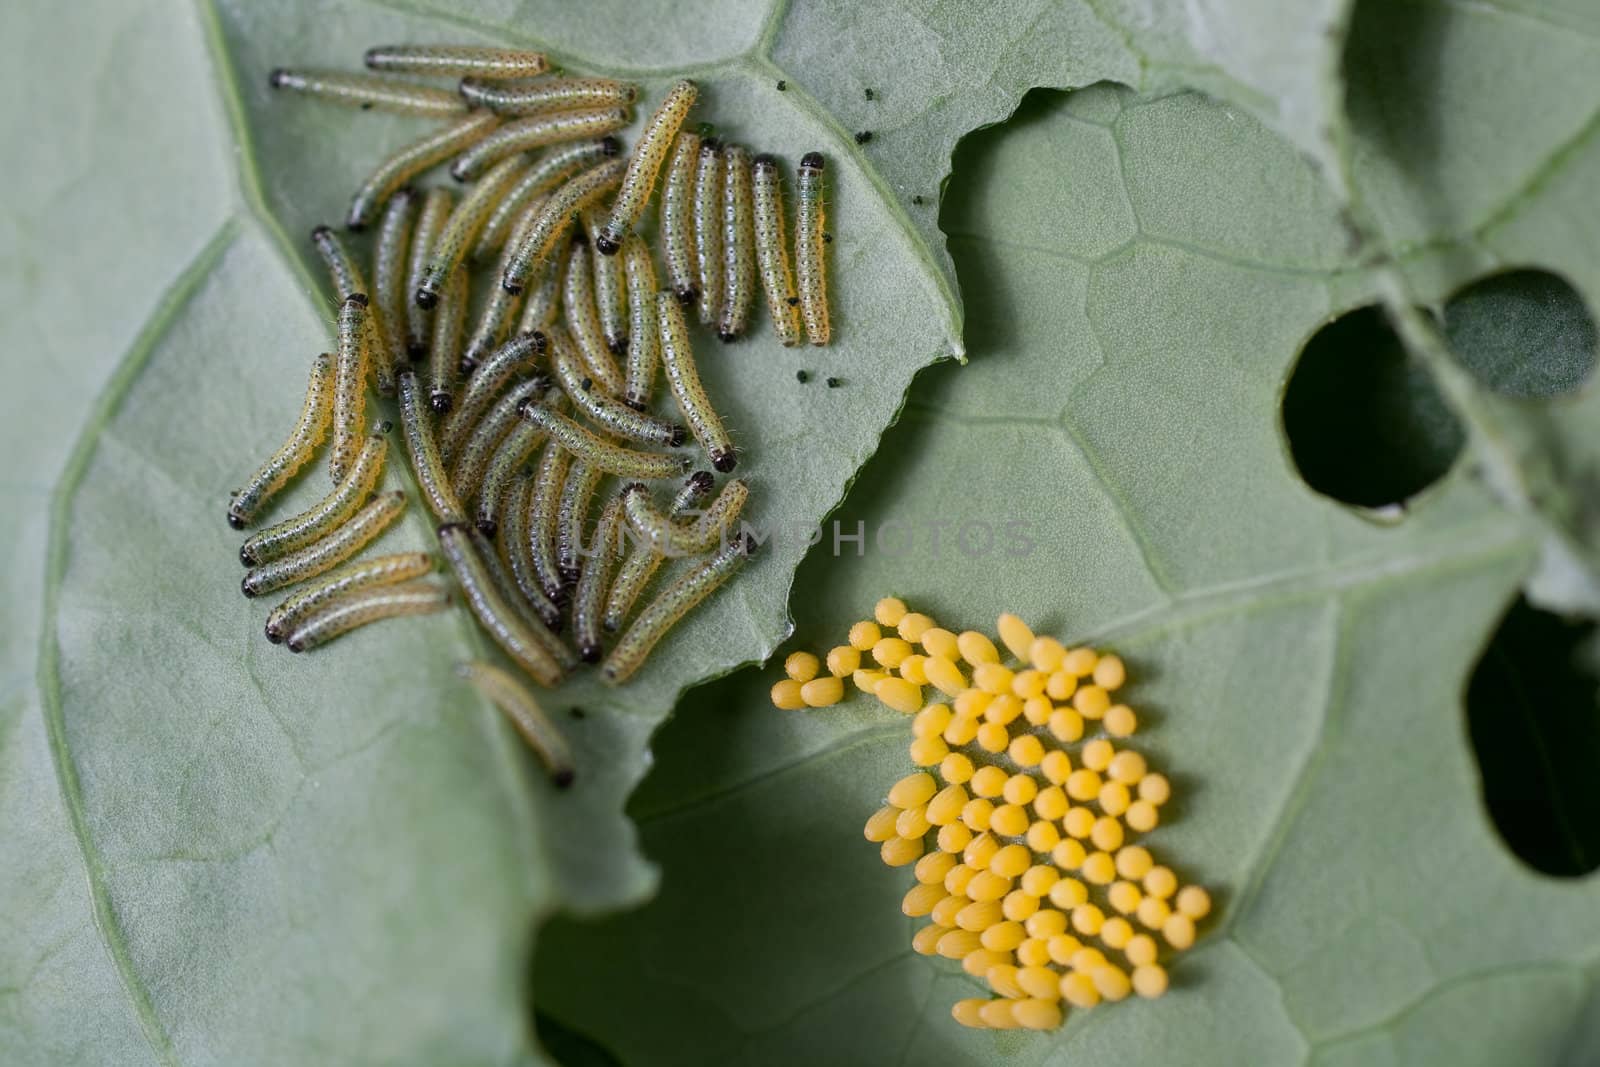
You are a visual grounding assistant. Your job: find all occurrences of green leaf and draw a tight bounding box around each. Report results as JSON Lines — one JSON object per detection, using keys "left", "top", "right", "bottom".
{"left": 6, "top": 0, "right": 1600, "bottom": 1064}
{"left": 537, "top": 74, "right": 1600, "bottom": 1064}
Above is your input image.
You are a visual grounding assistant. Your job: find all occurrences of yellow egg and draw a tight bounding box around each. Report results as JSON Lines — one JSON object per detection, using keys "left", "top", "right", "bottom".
{"left": 957, "top": 630, "right": 1001, "bottom": 666}
{"left": 770, "top": 679, "right": 806, "bottom": 709}
{"left": 825, "top": 644, "right": 860, "bottom": 676}
{"left": 800, "top": 676, "right": 844, "bottom": 707}
{"left": 1009, "top": 734, "right": 1046, "bottom": 767}
{"left": 1029, "top": 636, "right": 1066, "bottom": 672}
{"left": 913, "top": 703, "right": 952, "bottom": 738}
{"left": 871, "top": 637, "right": 914, "bottom": 669}
{"left": 784, "top": 650, "right": 819, "bottom": 682}
{"left": 898, "top": 612, "right": 937, "bottom": 643}
{"left": 1092, "top": 653, "right": 1126, "bottom": 690}
{"left": 917, "top": 625, "right": 958, "bottom": 658}
{"left": 1103, "top": 704, "right": 1138, "bottom": 737}
{"left": 847, "top": 619, "right": 881, "bottom": 650}
{"left": 1132, "top": 963, "right": 1169, "bottom": 999}
{"left": 863, "top": 805, "right": 898, "bottom": 842}
{"left": 873, "top": 596, "right": 907, "bottom": 627}
{"left": 996, "top": 613, "right": 1035, "bottom": 661}
{"left": 875, "top": 676, "right": 923, "bottom": 714}
{"left": 1081, "top": 851, "right": 1116, "bottom": 886}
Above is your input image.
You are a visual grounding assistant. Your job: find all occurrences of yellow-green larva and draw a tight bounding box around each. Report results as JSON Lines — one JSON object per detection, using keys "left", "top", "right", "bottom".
{"left": 584, "top": 210, "right": 629, "bottom": 355}
{"left": 621, "top": 476, "right": 746, "bottom": 556}
{"left": 465, "top": 522, "right": 567, "bottom": 636}
{"left": 475, "top": 415, "right": 550, "bottom": 539}
{"left": 440, "top": 330, "right": 545, "bottom": 461}
{"left": 659, "top": 132, "right": 700, "bottom": 307}
{"left": 427, "top": 267, "right": 467, "bottom": 414}
{"left": 693, "top": 137, "right": 724, "bottom": 326}
{"left": 448, "top": 107, "right": 630, "bottom": 183}
{"left": 795, "top": 152, "right": 831, "bottom": 346}
{"left": 449, "top": 375, "right": 549, "bottom": 506}
{"left": 407, "top": 186, "right": 453, "bottom": 359}
{"left": 460, "top": 76, "right": 638, "bottom": 115}
{"left": 242, "top": 490, "right": 407, "bottom": 598}
{"left": 573, "top": 491, "right": 626, "bottom": 662}
{"left": 437, "top": 523, "right": 567, "bottom": 687}
{"left": 657, "top": 293, "right": 736, "bottom": 472}
{"left": 556, "top": 458, "right": 601, "bottom": 587}
{"left": 228, "top": 352, "right": 332, "bottom": 529}
{"left": 372, "top": 187, "right": 417, "bottom": 382}
{"left": 240, "top": 426, "right": 388, "bottom": 567}
{"left": 530, "top": 441, "right": 570, "bottom": 600}
{"left": 346, "top": 110, "right": 498, "bottom": 230}
{"left": 520, "top": 402, "right": 688, "bottom": 480}
{"left": 501, "top": 157, "right": 625, "bottom": 294}
{"left": 415, "top": 154, "right": 528, "bottom": 309}
{"left": 463, "top": 200, "right": 542, "bottom": 372}
{"left": 455, "top": 659, "right": 575, "bottom": 786}
{"left": 603, "top": 470, "right": 712, "bottom": 632}
{"left": 474, "top": 138, "right": 618, "bottom": 261}
{"left": 549, "top": 326, "right": 683, "bottom": 447}
{"left": 314, "top": 225, "right": 398, "bottom": 395}
{"left": 600, "top": 532, "right": 754, "bottom": 684}
{"left": 595, "top": 79, "right": 697, "bottom": 255}
{"left": 500, "top": 474, "right": 564, "bottom": 630}
{"left": 717, "top": 143, "right": 756, "bottom": 342}
{"left": 751, "top": 154, "right": 803, "bottom": 347}
{"left": 396, "top": 368, "right": 467, "bottom": 524}
{"left": 329, "top": 294, "right": 370, "bottom": 483}
{"left": 561, "top": 231, "right": 626, "bottom": 394}
{"left": 364, "top": 44, "right": 549, "bottom": 80}
{"left": 621, "top": 233, "right": 661, "bottom": 410}
{"left": 284, "top": 581, "right": 451, "bottom": 653}
{"left": 264, "top": 551, "right": 435, "bottom": 643}
{"left": 269, "top": 68, "right": 467, "bottom": 116}
{"left": 516, "top": 230, "right": 566, "bottom": 335}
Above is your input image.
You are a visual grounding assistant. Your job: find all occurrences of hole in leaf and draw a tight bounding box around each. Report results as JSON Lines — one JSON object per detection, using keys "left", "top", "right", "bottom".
{"left": 1467, "top": 596, "right": 1600, "bottom": 877}
{"left": 1443, "top": 268, "right": 1598, "bottom": 399}
{"left": 1282, "top": 305, "right": 1465, "bottom": 508}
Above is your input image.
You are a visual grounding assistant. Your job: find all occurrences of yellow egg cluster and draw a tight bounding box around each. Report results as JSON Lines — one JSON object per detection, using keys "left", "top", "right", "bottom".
{"left": 783, "top": 600, "right": 1211, "bottom": 1031}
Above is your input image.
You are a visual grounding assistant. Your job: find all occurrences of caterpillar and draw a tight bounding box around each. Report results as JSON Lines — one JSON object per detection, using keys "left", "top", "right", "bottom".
{"left": 440, "top": 330, "right": 545, "bottom": 463}
{"left": 693, "top": 137, "right": 724, "bottom": 326}
{"left": 499, "top": 474, "right": 564, "bottom": 633}
{"left": 242, "top": 490, "right": 407, "bottom": 598}
{"left": 603, "top": 470, "right": 713, "bottom": 632}
{"left": 473, "top": 138, "right": 618, "bottom": 261}
{"left": 561, "top": 231, "right": 626, "bottom": 393}
{"left": 658, "top": 132, "right": 701, "bottom": 307}
{"left": 329, "top": 294, "right": 370, "bottom": 482}
{"left": 600, "top": 533, "right": 754, "bottom": 684}
{"left": 530, "top": 441, "right": 571, "bottom": 601}
{"left": 548, "top": 326, "right": 683, "bottom": 447}
{"left": 363, "top": 44, "right": 549, "bottom": 80}
{"left": 449, "top": 376, "right": 550, "bottom": 506}
{"left": 396, "top": 368, "right": 467, "bottom": 524}
{"left": 584, "top": 210, "right": 629, "bottom": 355}
{"left": 520, "top": 402, "right": 688, "bottom": 480}
{"left": 595, "top": 79, "right": 697, "bottom": 254}
{"left": 717, "top": 143, "right": 756, "bottom": 342}
{"left": 454, "top": 660, "right": 575, "bottom": 786}
{"left": 751, "top": 155, "right": 802, "bottom": 347}
{"left": 283, "top": 581, "right": 451, "bottom": 653}
{"left": 265, "top": 551, "right": 435, "bottom": 643}
{"left": 268, "top": 68, "right": 467, "bottom": 116}
{"left": 228, "top": 352, "right": 332, "bottom": 529}
{"left": 372, "top": 187, "right": 417, "bottom": 383}
{"left": 437, "top": 523, "right": 568, "bottom": 687}
{"left": 448, "top": 107, "right": 630, "bottom": 183}
{"left": 795, "top": 152, "right": 831, "bottom": 346}
{"left": 656, "top": 293, "right": 736, "bottom": 472}
{"left": 460, "top": 76, "right": 638, "bottom": 116}
{"left": 427, "top": 267, "right": 467, "bottom": 414}
{"left": 346, "top": 110, "right": 498, "bottom": 230}
{"left": 621, "top": 476, "right": 747, "bottom": 556}
{"left": 415, "top": 154, "right": 529, "bottom": 308}
{"left": 241, "top": 426, "right": 388, "bottom": 566}
{"left": 406, "top": 186, "right": 454, "bottom": 358}
{"left": 556, "top": 458, "right": 601, "bottom": 589}
{"left": 501, "top": 157, "right": 626, "bottom": 294}
{"left": 572, "top": 491, "right": 626, "bottom": 662}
